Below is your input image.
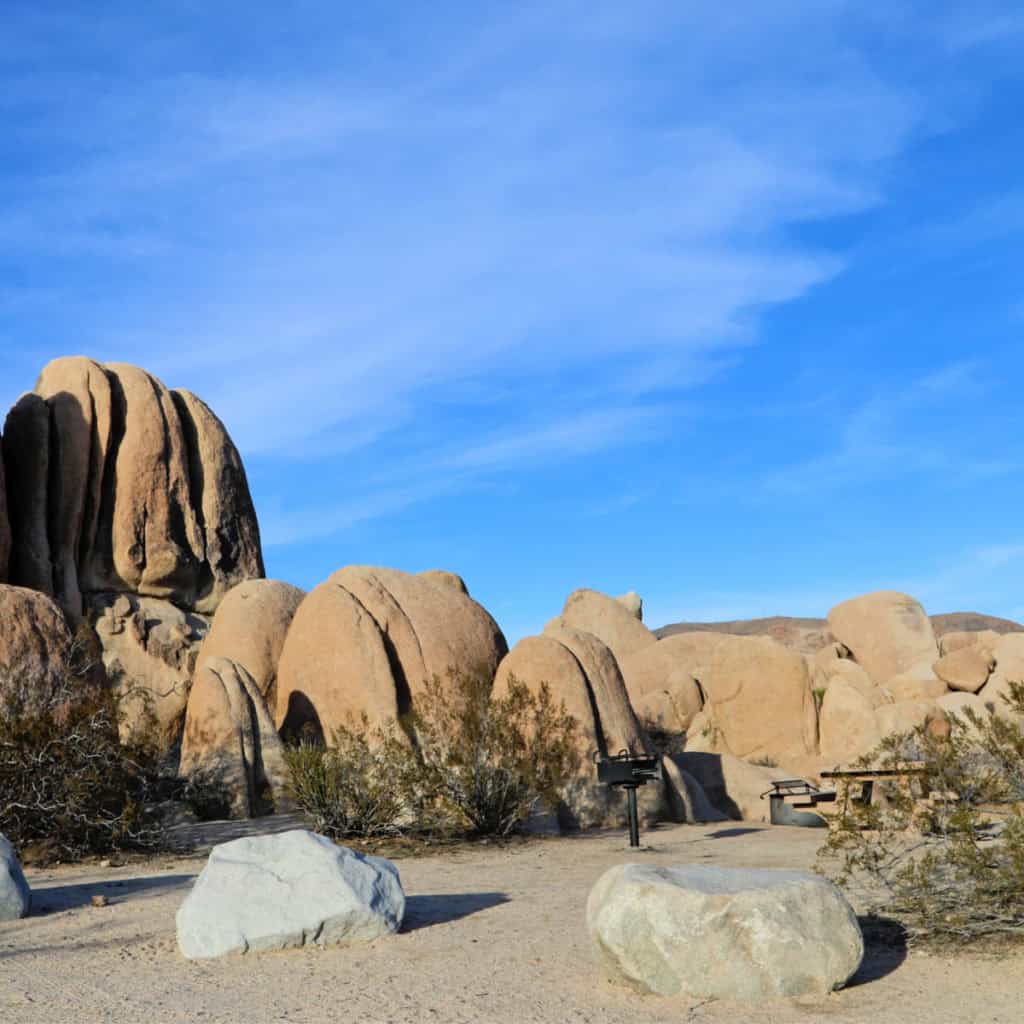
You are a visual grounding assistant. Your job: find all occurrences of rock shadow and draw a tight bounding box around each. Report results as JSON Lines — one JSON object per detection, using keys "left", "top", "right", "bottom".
{"left": 402, "top": 891, "right": 509, "bottom": 932}
{"left": 846, "top": 915, "right": 909, "bottom": 987}
{"left": 163, "top": 810, "right": 311, "bottom": 854}
{"left": 668, "top": 753, "right": 741, "bottom": 820}
{"left": 703, "top": 827, "right": 766, "bottom": 839}
{"left": 29, "top": 873, "right": 195, "bottom": 914}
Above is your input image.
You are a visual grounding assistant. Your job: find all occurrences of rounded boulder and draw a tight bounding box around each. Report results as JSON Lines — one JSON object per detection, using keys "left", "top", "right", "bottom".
{"left": 0, "top": 585, "right": 75, "bottom": 715}
{"left": 587, "top": 863, "right": 863, "bottom": 1000}
{"left": 176, "top": 830, "right": 404, "bottom": 959}
{"left": 549, "top": 588, "right": 656, "bottom": 665}
{"left": 827, "top": 591, "right": 938, "bottom": 684}
{"left": 196, "top": 579, "right": 305, "bottom": 703}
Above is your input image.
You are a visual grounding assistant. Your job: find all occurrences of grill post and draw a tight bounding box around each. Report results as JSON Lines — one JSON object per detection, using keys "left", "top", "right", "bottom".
{"left": 594, "top": 749, "right": 660, "bottom": 848}
{"left": 626, "top": 786, "right": 640, "bottom": 848}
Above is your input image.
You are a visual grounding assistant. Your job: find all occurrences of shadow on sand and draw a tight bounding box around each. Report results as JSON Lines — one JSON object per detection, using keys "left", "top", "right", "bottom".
{"left": 402, "top": 892, "right": 510, "bottom": 932}
{"left": 847, "top": 915, "right": 909, "bottom": 987}
{"left": 702, "top": 827, "right": 767, "bottom": 840}
{"left": 29, "top": 873, "right": 195, "bottom": 914}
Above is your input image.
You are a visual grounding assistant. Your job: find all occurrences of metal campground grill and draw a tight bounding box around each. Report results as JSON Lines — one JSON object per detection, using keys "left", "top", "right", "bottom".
{"left": 594, "top": 749, "right": 661, "bottom": 848}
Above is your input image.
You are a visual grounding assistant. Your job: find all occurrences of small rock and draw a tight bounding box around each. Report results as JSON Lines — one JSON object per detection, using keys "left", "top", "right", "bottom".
{"left": 91, "top": 894, "right": 109, "bottom": 908}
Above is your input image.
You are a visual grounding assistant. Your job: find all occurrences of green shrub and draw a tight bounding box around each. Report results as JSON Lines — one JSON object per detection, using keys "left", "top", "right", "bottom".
{"left": 819, "top": 679, "right": 1024, "bottom": 948}
{"left": 284, "top": 670, "right": 581, "bottom": 840}
{"left": 408, "top": 670, "right": 581, "bottom": 837}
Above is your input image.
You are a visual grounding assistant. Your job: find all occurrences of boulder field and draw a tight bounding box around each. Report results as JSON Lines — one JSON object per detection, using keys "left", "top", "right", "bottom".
{"left": 1, "top": 356, "right": 1023, "bottom": 830}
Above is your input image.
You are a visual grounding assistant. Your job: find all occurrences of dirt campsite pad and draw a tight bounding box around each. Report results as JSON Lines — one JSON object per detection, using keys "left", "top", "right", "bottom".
{"left": 2, "top": 822, "right": 1020, "bottom": 1024}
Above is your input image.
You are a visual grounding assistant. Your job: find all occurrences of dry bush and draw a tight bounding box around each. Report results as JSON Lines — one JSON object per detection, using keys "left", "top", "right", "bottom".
{"left": 820, "top": 680, "right": 1024, "bottom": 948}
{"left": 0, "top": 618, "right": 220, "bottom": 862}
{"left": 408, "top": 670, "right": 581, "bottom": 836}
{"left": 0, "top": 675, "right": 165, "bottom": 862}
{"left": 284, "top": 670, "right": 581, "bottom": 840}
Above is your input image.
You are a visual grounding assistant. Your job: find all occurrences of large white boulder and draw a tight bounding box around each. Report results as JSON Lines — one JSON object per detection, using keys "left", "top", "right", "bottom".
{"left": 176, "top": 830, "right": 405, "bottom": 959}
{"left": 587, "top": 863, "right": 863, "bottom": 1000}
{"left": 0, "top": 833, "right": 31, "bottom": 921}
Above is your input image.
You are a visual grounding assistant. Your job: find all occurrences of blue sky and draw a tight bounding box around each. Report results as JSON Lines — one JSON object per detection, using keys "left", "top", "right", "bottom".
{"left": 2, "top": 2, "right": 1023, "bottom": 643}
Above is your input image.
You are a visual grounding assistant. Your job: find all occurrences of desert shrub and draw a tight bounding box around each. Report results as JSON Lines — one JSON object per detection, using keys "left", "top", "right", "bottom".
{"left": 0, "top": 679, "right": 165, "bottom": 862}
{"left": 408, "top": 670, "right": 581, "bottom": 836}
{"left": 283, "top": 720, "right": 415, "bottom": 839}
{"left": 819, "top": 680, "right": 1024, "bottom": 948}
{"left": 284, "top": 670, "right": 581, "bottom": 840}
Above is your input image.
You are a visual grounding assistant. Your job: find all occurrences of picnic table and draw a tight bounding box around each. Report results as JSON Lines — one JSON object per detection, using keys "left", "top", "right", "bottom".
{"left": 762, "top": 762, "right": 929, "bottom": 827}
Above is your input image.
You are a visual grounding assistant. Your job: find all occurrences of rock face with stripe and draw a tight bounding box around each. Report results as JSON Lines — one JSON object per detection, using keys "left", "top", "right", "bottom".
{"left": 274, "top": 566, "right": 508, "bottom": 742}
{"left": 2, "top": 357, "right": 264, "bottom": 620}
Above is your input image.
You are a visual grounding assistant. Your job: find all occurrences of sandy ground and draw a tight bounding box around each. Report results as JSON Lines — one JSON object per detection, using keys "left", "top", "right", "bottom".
{"left": 2, "top": 820, "right": 1020, "bottom": 1024}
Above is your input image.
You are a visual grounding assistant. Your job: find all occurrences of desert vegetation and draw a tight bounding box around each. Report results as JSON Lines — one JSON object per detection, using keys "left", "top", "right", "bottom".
{"left": 820, "top": 680, "right": 1024, "bottom": 948}
{"left": 284, "top": 670, "right": 581, "bottom": 840}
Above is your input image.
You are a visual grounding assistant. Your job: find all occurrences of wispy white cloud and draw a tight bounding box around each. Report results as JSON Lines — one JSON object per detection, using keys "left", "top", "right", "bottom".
{"left": 0, "top": 1, "right": 928, "bottom": 462}
{"left": 261, "top": 404, "right": 665, "bottom": 545}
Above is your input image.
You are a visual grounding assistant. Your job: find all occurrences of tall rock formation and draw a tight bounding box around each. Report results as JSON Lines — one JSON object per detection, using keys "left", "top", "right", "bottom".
{"left": 2, "top": 357, "right": 264, "bottom": 620}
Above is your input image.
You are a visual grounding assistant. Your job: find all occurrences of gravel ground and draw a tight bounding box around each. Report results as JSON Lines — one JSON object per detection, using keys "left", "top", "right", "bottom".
{"left": 2, "top": 821, "right": 1019, "bottom": 1024}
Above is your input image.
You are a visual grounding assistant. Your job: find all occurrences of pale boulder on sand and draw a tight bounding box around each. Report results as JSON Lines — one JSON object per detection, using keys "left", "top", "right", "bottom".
{"left": 176, "top": 830, "right": 405, "bottom": 959}
{"left": 1, "top": 833, "right": 31, "bottom": 921}
{"left": 587, "top": 863, "right": 863, "bottom": 1001}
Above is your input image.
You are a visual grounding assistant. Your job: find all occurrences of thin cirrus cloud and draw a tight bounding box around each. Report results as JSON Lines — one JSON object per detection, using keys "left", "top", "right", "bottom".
{"left": 1, "top": 1, "right": 927, "bottom": 465}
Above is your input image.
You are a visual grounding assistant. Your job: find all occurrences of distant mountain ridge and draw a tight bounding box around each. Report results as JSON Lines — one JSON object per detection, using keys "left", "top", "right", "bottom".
{"left": 655, "top": 611, "right": 1024, "bottom": 641}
